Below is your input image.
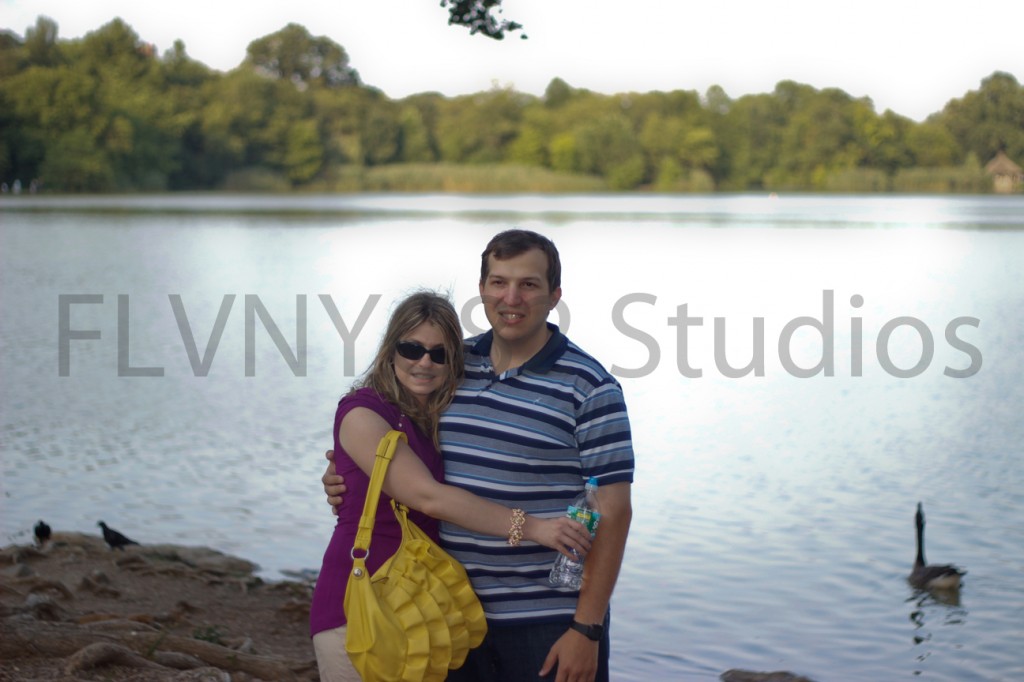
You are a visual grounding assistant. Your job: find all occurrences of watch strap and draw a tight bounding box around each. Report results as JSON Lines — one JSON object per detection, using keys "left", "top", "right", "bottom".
{"left": 569, "top": 619, "right": 604, "bottom": 641}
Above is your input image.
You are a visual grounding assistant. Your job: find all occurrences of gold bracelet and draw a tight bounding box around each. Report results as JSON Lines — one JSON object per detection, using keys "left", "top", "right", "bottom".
{"left": 508, "top": 508, "right": 526, "bottom": 546}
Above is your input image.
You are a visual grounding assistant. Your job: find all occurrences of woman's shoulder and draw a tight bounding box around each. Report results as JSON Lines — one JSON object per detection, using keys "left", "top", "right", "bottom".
{"left": 337, "top": 387, "right": 400, "bottom": 425}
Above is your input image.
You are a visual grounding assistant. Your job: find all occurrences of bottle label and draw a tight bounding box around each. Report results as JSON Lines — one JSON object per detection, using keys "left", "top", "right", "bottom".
{"left": 567, "top": 505, "right": 601, "bottom": 535}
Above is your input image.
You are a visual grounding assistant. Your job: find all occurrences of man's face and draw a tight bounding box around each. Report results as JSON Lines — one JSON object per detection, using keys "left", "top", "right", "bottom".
{"left": 479, "top": 248, "right": 562, "bottom": 349}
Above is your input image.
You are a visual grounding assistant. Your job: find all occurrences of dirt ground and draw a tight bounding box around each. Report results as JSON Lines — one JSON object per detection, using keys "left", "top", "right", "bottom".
{"left": 0, "top": 532, "right": 319, "bottom": 681}
{"left": 0, "top": 533, "right": 818, "bottom": 682}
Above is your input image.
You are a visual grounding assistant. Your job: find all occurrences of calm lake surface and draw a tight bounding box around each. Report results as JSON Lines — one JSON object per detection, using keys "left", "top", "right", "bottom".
{"left": 2, "top": 193, "right": 1023, "bottom": 681}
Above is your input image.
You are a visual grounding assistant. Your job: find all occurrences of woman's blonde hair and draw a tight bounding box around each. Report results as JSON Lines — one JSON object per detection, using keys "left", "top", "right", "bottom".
{"left": 354, "top": 291, "right": 464, "bottom": 447}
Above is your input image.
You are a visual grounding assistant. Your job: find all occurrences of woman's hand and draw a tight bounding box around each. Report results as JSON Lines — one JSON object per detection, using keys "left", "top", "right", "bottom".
{"left": 524, "top": 516, "right": 593, "bottom": 560}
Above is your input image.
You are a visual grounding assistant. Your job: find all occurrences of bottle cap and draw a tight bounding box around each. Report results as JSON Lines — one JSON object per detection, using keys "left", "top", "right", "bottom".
{"left": 586, "top": 476, "right": 598, "bottom": 487}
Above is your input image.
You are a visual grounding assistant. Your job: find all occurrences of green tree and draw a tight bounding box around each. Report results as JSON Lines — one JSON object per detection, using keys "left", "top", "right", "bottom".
{"left": 2, "top": 63, "right": 102, "bottom": 188}
{"left": 284, "top": 119, "right": 324, "bottom": 182}
{"left": 0, "top": 30, "right": 26, "bottom": 80}
{"left": 361, "top": 98, "right": 401, "bottom": 165}
{"left": 397, "top": 93, "right": 444, "bottom": 163}
{"left": 774, "top": 87, "right": 869, "bottom": 188}
{"left": 544, "top": 77, "right": 573, "bottom": 108}
{"left": 506, "top": 126, "right": 546, "bottom": 166}
{"left": 653, "top": 156, "right": 683, "bottom": 190}
{"left": 24, "top": 16, "right": 61, "bottom": 68}
{"left": 680, "top": 127, "right": 718, "bottom": 171}
{"left": 201, "top": 70, "right": 282, "bottom": 176}
{"left": 905, "top": 121, "right": 959, "bottom": 167}
{"left": 38, "top": 127, "right": 113, "bottom": 191}
{"left": 17, "top": 18, "right": 186, "bottom": 190}
{"left": 574, "top": 113, "right": 644, "bottom": 188}
{"left": 716, "top": 92, "right": 785, "bottom": 189}
{"left": 704, "top": 85, "right": 732, "bottom": 116}
{"left": 441, "top": 0, "right": 524, "bottom": 39}
{"left": 3, "top": 15, "right": 1020, "bottom": 194}
{"left": 858, "top": 108, "right": 911, "bottom": 175}
{"left": 548, "top": 132, "right": 578, "bottom": 173}
{"left": 244, "top": 23, "right": 359, "bottom": 89}
{"left": 436, "top": 87, "right": 528, "bottom": 163}
{"left": 163, "top": 39, "right": 212, "bottom": 87}
{"left": 161, "top": 40, "right": 217, "bottom": 189}
{"left": 639, "top": 114, "right": 681, "bottom": 169}
{"left": 397, "top": 105, "right": 436, "bottom": 163}
{"left": 937, "top": 72, "right": 1024, "bottom": 164}
{"left": 68, "top": 18, "right": 152, "bottom": 80}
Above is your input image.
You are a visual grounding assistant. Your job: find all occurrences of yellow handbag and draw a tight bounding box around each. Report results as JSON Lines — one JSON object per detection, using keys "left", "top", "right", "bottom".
{"left": 344, "top": 430, "right": 487, "bottom": 682}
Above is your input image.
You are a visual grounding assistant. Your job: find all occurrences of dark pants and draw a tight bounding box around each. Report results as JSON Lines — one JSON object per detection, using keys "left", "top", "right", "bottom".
{"left": 447, "top": 615, "right": 610, "bottom": 682}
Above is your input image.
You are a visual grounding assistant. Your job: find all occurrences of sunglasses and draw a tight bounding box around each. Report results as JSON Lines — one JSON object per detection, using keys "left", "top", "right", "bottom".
{"left": 396, "top": 341, "right": 447, "bottom": 365}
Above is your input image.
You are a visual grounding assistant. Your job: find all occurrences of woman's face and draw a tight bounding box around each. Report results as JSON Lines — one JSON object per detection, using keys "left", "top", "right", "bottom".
{"left": 393, "top": 321, "right": 448, "bottom": 404}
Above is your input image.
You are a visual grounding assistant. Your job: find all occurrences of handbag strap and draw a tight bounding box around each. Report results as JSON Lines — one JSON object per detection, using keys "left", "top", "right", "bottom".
{"left": 352, "top": 429, "right": 407, "bottom": 556}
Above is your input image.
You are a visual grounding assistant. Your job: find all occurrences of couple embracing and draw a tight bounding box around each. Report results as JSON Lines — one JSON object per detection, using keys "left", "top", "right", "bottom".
{"left": 310, "top": 229, "right": 634, "bottom": 682}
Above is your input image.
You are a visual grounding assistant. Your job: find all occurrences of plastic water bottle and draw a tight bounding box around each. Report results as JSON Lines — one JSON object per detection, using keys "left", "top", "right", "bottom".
{"left": 549, "top": 477, "right": 601, "bottom": 589}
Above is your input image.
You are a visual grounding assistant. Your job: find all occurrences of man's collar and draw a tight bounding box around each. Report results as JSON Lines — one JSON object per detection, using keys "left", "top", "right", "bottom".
{"left": 470, "top": 323, "right": 567, "bottom": 373}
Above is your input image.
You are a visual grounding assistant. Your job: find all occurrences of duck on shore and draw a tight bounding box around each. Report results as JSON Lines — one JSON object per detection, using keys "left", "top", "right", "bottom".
{"left": 908, "top": 502, "right": 964, "bottom": 591}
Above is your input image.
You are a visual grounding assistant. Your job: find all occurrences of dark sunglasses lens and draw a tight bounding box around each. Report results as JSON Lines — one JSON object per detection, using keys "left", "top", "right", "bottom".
{"left": 397, "top": 342, "right": 445, "bottom": 364}
{"left": 396, "top": 342, "right": 425, "bottom": 360}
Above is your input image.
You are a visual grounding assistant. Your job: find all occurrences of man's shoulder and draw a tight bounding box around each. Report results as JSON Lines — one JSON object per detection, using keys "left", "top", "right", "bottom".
{"left": 556, "top": 335, "right": 620, "bottom": 386}
{"left": 463, "top": 332, "right": 485, "bottom": 349}
{"left": 460, "top": 335, "right": 487, "bottom": 377}
{"left": 462, "top": 332, "right": 490, "bottom": 360}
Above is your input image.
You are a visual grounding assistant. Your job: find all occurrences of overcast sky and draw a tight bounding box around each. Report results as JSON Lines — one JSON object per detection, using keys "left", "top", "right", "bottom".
{"left": 3, "top": 0, "right": 1021, "bottom": 121}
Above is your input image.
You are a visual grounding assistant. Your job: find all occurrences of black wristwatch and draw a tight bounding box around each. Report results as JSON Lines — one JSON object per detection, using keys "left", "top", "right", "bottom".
{"left": 569, "top": 619, "right": 604, "bottom": 641}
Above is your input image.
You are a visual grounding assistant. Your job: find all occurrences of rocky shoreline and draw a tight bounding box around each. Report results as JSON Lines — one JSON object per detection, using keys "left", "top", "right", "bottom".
{"left": 1, "top": 532, "right": 816, "bottom": 681}
{"left": 1, "top": 532, "right": 318, "bottom": 681}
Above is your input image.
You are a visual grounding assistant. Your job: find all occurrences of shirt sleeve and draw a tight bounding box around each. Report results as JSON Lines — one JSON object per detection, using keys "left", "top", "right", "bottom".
{"left": 336, "top": 388, "right": 401, "bottom": 429}
{"left": 576, "top": 380, "right": 635, "bottom": 485}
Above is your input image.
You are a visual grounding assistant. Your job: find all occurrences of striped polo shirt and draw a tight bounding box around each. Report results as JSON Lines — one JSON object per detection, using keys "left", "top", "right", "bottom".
{"left": 438, "top": 323, "right": 635, "bottom": 625}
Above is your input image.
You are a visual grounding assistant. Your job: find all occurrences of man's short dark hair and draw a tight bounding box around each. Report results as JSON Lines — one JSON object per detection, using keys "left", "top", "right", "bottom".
{"left": 480, "top": 229, "right": 561, "bottom": 292}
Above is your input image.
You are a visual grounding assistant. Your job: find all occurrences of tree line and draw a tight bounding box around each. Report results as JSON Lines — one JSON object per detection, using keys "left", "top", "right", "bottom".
{"left": 1, "top": 17, "right": 1022, "bottom": 193}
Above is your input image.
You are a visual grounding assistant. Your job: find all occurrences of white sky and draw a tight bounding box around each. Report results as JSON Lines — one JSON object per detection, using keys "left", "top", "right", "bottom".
{"left": 2, "top": 0, "right": 1021, "bottom": 122}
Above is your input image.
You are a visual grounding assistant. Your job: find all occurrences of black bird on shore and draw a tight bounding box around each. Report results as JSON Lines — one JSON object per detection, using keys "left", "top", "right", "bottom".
{"left": 34, "top": 520, "right": 52, "bottom": 546}
{"left": 909, "top": 502, "right": 964, "bottom": 591}
{"left": 97, "top": 521, "right": 140, "bottom": 550}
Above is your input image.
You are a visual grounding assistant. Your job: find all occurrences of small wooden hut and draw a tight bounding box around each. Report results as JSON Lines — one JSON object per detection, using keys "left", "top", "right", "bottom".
{"left": 985, "top": 151, "right": 1023, "bottom": 193}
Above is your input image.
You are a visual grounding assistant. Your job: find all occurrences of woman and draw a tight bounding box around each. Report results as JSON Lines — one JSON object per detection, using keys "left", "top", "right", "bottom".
{"left": 309, "top": 291, "right": 591, "bottom": 682}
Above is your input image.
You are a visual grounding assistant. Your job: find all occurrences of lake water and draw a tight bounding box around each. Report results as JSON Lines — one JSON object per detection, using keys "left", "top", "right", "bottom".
{"left": 2, "top": 193, "right": 1023, "bottom": 681}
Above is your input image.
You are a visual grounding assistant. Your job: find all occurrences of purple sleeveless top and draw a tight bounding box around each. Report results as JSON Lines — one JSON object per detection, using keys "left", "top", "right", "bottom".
{"left": 309, "top": 387, "right": 443, "bottom": 636}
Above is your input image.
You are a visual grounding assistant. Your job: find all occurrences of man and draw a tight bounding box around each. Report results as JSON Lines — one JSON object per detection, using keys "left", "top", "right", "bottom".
{"left": 323, "top": 229, "right": 634, "bottom": 682}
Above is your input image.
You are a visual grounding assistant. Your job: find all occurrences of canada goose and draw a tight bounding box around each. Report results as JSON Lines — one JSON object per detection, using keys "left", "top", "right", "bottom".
{"left": 908, "top": 502, "right": 964, "bottom": 591}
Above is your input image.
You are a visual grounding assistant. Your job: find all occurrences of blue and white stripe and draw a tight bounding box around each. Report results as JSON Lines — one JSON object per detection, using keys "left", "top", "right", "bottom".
{"left": 439, "top": 324, "right": 635, "bottom": 624}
